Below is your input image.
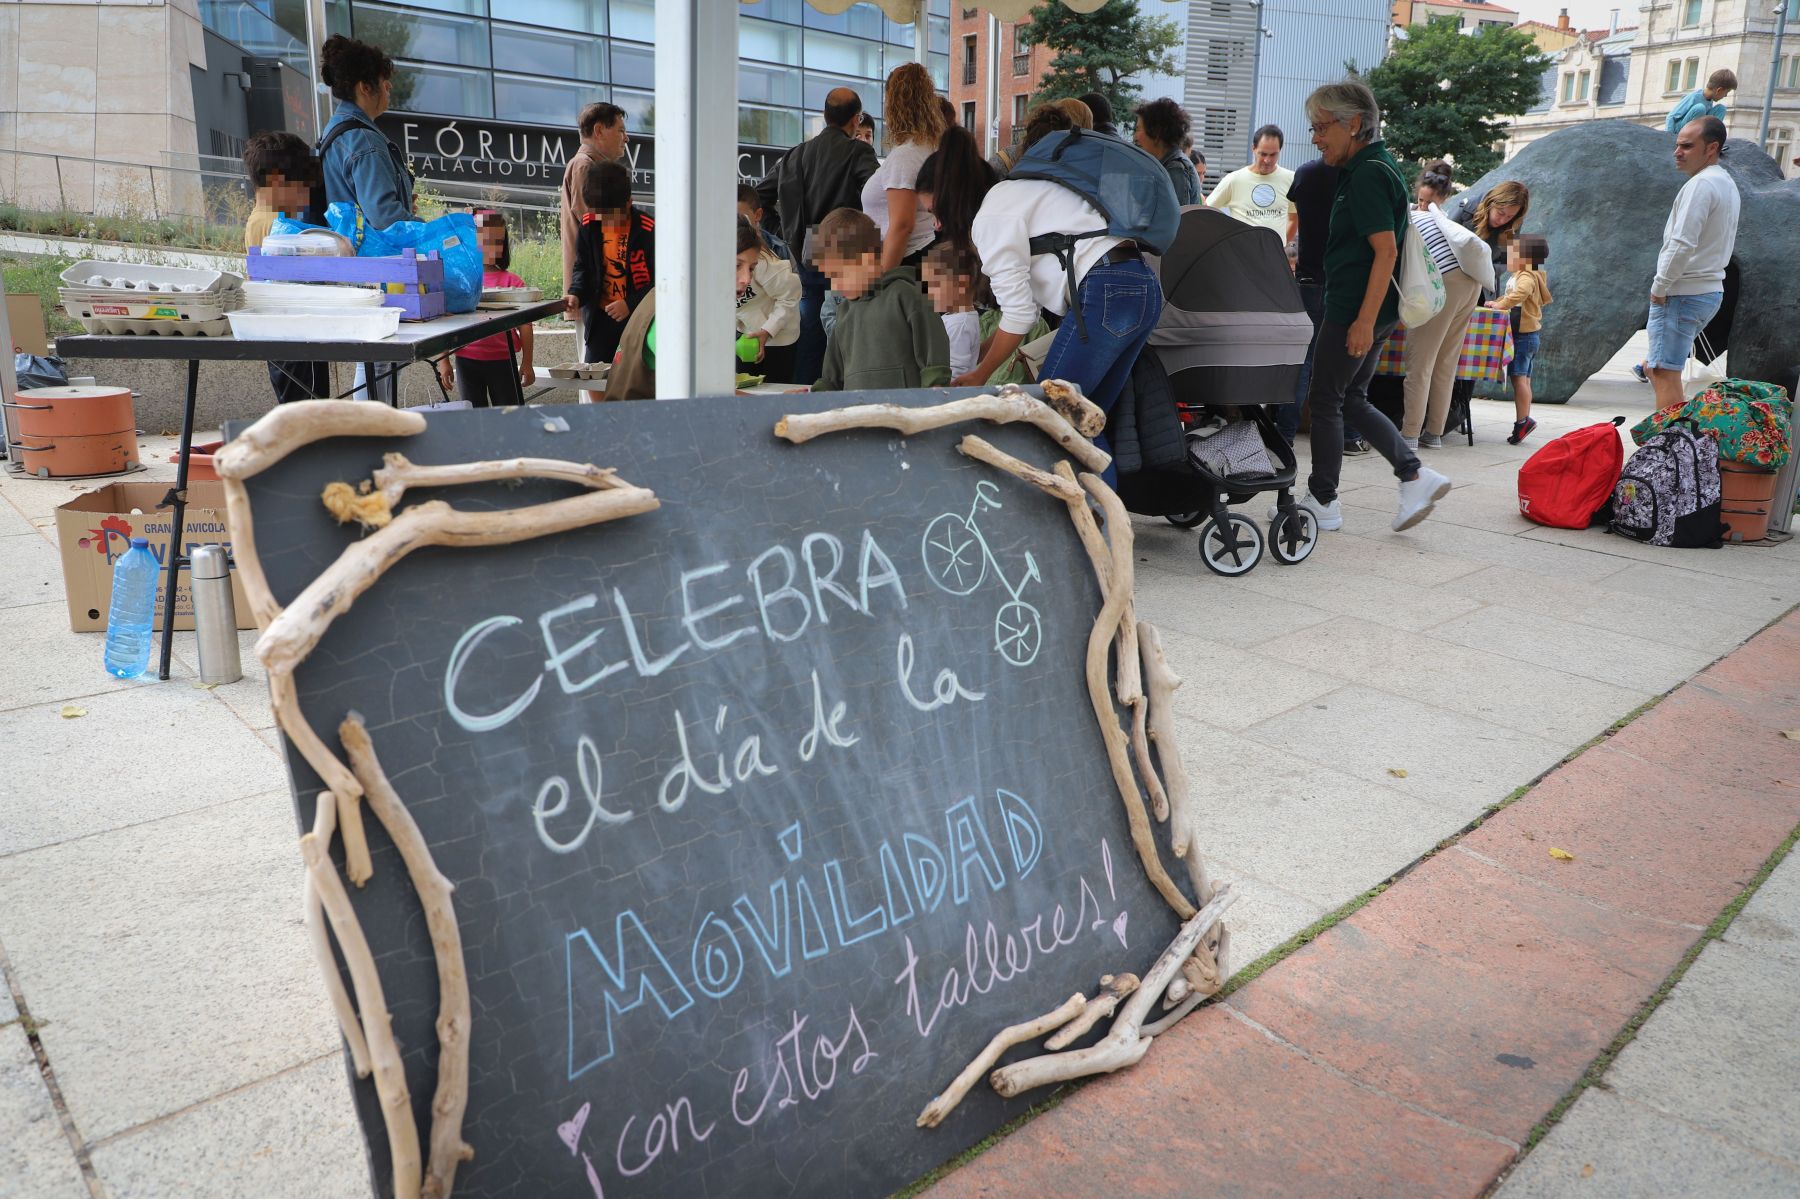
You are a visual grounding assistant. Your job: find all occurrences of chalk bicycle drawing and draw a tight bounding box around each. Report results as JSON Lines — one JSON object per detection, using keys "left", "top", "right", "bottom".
{"left": 921, "top": 479, "right": 1043, "bottom": 667}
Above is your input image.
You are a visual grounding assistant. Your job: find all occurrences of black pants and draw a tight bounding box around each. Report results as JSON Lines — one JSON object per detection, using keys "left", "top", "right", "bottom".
{"left": 1306, "top": 319, "right": 1418, "bottom": 504}
{"left": 455, "top": 356, "right": 523, "bottom": 407}
{"left": 267, "top": 361, "right": 329, "bottom": 404}
{"left": 735, "top": 341, "right": 797, "bottom": 385}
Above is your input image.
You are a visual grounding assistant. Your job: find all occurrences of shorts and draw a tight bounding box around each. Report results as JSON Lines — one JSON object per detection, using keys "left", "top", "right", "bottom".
{"left": 1509, "top": 330, "right": 1540, "bottom": 379}
{"left": 1646, "top": 291, "right": 1723, "bottom": 371}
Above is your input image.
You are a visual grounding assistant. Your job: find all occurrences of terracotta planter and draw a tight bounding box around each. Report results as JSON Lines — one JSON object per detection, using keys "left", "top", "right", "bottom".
{"left": 1719, "top": 456, "right": 1778, "bottom": 542}
{"left": 8, "top": 386, "right": 139, "bottom": 478}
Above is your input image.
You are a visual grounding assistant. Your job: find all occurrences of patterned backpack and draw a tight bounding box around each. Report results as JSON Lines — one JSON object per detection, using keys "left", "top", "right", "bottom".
{"left": 1608, "top": 419, "right": 1725, "bottom": 548}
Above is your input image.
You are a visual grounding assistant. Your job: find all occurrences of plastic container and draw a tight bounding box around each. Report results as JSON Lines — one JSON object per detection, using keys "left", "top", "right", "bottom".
{"left": 242, "top": 280, "right": 382, "bottom": 308}
{"left": 59, "top": 260, "right": 238, "bottom": 294}
{"left": 103, "top": 537, "right": 158, "bottom": 679}
{"left": 226, "top": 307, "right": 401, "bottom": 342}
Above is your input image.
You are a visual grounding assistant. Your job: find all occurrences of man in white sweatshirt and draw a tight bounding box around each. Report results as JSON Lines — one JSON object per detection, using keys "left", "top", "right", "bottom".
{"left": 1638, "top": 117, "right": 1740, "bottom": 408}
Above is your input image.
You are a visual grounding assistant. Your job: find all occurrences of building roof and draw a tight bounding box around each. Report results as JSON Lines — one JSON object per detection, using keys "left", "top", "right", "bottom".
{"left": 1414, "top": 0, "right": 1519, "bottom": 14}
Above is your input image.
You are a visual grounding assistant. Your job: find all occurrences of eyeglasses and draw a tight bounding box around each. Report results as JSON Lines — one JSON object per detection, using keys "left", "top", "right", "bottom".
{"left": 1308, "top": 118, "right": 1339, "bottom": 135}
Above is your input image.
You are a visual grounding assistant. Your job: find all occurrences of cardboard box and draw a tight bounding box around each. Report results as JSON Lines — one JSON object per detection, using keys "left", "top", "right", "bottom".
{"left": 55, "top": 481, "right": 255, "bottom": 632}
{"left": 7, "top": 294, "right": 50, "bottom": 357}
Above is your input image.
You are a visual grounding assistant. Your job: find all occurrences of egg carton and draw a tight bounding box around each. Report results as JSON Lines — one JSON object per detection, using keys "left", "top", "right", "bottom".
{"left": 60, "top": 294, "right": 239, "bottom": 322}
{"left": 74, "top": 314, "right": 234, "bottom": 336}
{"left": 59, "top": 259, "right": 244, "bottom": 295}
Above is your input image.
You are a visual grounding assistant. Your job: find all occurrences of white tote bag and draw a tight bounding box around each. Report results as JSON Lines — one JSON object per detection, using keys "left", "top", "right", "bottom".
{"left": 1429, "top": 202, "right": 1496, "bottom": 293}
{"left": 1376, "top": 163, "right": 1445, "bottom": 327}
{"left": 1682, "top": 332, "right": 1729, "bottom": 397}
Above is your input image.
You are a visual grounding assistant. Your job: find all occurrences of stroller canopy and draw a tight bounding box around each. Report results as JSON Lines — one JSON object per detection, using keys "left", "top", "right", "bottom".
{"left": 1147, "top": 207, "right": 1313, "bottom": 374}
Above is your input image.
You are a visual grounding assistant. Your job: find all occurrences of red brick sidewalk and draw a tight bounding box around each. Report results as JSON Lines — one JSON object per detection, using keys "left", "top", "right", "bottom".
{"left": 924, "top": 610, "right": 1800, "bottom": 1199}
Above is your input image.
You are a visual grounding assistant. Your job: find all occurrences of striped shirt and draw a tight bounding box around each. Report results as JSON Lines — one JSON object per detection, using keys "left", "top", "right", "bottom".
{"left": 1410, "top": 209, "right": 1460, "bottom": 277}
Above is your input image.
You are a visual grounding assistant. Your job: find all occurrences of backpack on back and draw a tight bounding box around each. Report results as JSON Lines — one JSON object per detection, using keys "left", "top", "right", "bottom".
{"left": 1609, "top": 419, "right": 1725, "bottom": 548}
{"left": 1009, "top": 127, "right": 1180, "bottom": 337}
{"left": 1518, "top": 417, "right": 1626, "bottom": 529}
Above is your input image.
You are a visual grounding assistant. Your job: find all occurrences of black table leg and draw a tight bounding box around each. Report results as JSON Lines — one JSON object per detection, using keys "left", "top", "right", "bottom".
{"left": 503, "top": 336, "right": 522, "bottom": 406}
{"left": 158, "top": 358, "right": 199, "bottom": 681}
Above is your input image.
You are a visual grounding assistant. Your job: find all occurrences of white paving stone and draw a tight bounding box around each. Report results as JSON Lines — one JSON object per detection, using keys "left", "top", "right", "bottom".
{"left": 0, "top": 1023, "right": 88, "bottom": 1199}
{"left": 0, "top": 684, "right": 283, "bottom": 855}
{"left": 0, "top": 792, "right": 340, "bottom": 1142}
{"left": 87, "top": 1054, "right": 371, "bottom": 1199}
{"left": 1430, "top": 603, "right": 1716, "bottom": 695}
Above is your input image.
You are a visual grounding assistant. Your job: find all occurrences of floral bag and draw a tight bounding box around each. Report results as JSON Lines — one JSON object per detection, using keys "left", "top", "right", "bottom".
{"left": 1630, "top": 379, "right": 1792, "bottom": 470}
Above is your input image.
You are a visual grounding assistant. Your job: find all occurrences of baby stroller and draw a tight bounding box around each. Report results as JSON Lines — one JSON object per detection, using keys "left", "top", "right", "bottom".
{"left": 1110, "top": 207, "right": 1318, "bottom": 575}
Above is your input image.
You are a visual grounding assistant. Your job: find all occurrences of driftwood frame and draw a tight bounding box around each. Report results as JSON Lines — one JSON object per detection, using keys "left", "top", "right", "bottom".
{"left": 227, "top": 385, "right": 1229, "bottom": 1197}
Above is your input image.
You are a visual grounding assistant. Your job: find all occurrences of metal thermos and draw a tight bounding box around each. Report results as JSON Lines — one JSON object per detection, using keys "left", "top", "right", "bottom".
{"left": 189, "top": 544, "right": 242, "bottom": 685}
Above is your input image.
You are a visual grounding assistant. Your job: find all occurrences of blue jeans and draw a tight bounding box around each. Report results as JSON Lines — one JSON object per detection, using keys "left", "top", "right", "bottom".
{"left": 1038, "top": 257, "right": 1164, "bottom": 486}
{"left": 1277, "top": 280, "right": 1360, "bottom": 446}
{"left": 794, "top": 265, "right": 829, "bottom": 385}
{"left": 1646, "top": 291, "right": 1723, "bottom": 371}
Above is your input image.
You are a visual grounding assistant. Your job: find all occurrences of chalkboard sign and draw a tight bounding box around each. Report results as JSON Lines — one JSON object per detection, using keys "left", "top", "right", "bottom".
{"left": 238, "top": 392, "right": 1192, "bottom": 1198}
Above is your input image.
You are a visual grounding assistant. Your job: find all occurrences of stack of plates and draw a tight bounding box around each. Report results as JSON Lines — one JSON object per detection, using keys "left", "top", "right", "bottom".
{"left": 240, "top": 280, "right": 385, "bottom": 314}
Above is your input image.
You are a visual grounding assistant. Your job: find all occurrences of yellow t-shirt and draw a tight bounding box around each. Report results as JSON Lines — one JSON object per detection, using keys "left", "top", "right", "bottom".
{"left": 1205, "top": 165, "right": 1296, "bottom": 235}
{"left": 244, "top": 208, "right": 278, "bottom": 251}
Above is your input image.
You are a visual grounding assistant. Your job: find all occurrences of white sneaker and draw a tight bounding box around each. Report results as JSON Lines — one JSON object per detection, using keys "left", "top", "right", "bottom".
{"left": 1270, "top": 492, "right": 1343, "bottom": 532}
{"left": 1393, "top": 466, "right": 1452, "bottom": 531}
{"left": 1402, "top": 436, "right": 1419, "bottom": 450}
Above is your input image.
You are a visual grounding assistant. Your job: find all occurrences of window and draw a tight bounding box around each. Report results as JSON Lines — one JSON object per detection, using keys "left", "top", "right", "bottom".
{"left": 611, "top": 43, "right": 654, "bottom": 90}
{"left": 740, "top": 106, "right": 802, "bottom": 147}
{"left": 492, "top": 24, "right": 605, "bottom": 83}
{"left": 390, "top": 61, "right": 492, "bottom": 118}
{"left": 502, "top": 0, "right": 603, "bottom": 33}
{"left": 962, "top": 34, "right": 977, "bottom": 87}
{"left": 962, "top": 101, "right": 976, "bottom": 131}
{"left": 1012, "top": 93, "right": 1028, "bottom": 127}
{"left": 494, "top": 75, "right": 600, "bottom": 128}
{"left": 1765, "top": 128, "right": 1791, "bottom": 174}
{"left": 741, "top": 18, "right": 801, "bottom": 66}
{"left": 352, "top": 2, "right": 489, "bottom": 67}
{"left": 1577, "top": 71, "right": 1590, "bottom": 102}
{"left": 1780, "top": 55, "right": 1799, "bottom": 90}
{"left": 1561, "top": 72, "right": 1574, "bottom": 103}
{"left": 608, "top": 0, "right": 655, "bottom": 43}
{"left": 740, "top": 62, "right": 801, "bottom": 108}
{"left": 806, "top": 29, "right": 886, "bottom": 79}
{"left": 1680, "top": 0, "right": 1702, "bottom": 28}
{"left": 1666, "top": 59, "right": 1683, "bottom": 94}
{"left": 1684, "top": 58, "right": 1699, "bottom": 91}
{"left": 611, "top": 87, "right": 654, "bottom": 134}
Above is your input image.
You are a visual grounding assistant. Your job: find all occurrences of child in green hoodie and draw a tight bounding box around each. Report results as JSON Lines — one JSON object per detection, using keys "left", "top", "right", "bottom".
{"left": 810, "top": 208, "right": 949, "bottom": 392}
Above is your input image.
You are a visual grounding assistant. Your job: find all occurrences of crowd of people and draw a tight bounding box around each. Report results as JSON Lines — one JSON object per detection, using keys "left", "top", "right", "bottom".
{"left": 237, "top": 33, "right": 1743, "bottom": 537}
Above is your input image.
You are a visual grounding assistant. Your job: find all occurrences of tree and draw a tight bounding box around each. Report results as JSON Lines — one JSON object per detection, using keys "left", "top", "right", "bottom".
{"left": 1364, "top": 20, "right": 1548, "bottom": 183}
{"left": 1019, "top": 0, "right": 1181, "bottom": 119}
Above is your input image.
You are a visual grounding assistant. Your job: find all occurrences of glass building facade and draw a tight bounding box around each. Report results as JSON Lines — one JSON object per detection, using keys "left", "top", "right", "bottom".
{"left": 319, "top": 0, "right": 952, "bottom": 149}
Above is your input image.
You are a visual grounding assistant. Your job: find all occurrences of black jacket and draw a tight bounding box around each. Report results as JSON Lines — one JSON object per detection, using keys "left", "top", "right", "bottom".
{"left": 761, "top": 127, "right": 880, "bottom": 262}
{"left": 568, "top": 207, "right": 656, "bottom": 312}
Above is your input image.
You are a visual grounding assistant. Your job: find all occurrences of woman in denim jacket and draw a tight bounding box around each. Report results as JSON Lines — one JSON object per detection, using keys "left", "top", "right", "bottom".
{"left": 317, "top": 35, "right": 414, "bottom": 231}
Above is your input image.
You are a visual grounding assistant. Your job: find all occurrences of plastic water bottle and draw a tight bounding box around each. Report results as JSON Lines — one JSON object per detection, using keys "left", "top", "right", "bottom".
{"left": 103, "top": 537, "right": 158, "bottom": 679}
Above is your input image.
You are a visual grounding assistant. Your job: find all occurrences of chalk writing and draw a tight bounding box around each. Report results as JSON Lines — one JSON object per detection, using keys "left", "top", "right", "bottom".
{"left": 566, "top": 790, "right": 1046, "bottom": 1078}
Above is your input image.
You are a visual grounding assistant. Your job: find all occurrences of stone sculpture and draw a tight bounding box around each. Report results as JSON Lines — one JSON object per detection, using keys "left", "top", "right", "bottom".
{"left": 1452, "top": 120, "right": 1797, "bottom": 404}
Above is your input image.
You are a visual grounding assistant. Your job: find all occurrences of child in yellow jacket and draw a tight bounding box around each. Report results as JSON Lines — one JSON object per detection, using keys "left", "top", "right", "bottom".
{"left": 1489, "top": 234, "right": 1551, "bottom": 445}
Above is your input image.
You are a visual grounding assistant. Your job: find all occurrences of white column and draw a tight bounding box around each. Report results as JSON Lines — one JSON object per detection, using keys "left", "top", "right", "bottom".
{"left": 914, "top": 0, "right": 930, "bottom": 65}
{"left": 654, "top": 0, "right": 739, "bottom": 399}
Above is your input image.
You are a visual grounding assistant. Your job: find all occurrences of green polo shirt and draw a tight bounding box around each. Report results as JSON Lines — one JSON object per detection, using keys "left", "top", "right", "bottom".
{"left": 1322, "top": 140, "right": 1409, "bottom": 326}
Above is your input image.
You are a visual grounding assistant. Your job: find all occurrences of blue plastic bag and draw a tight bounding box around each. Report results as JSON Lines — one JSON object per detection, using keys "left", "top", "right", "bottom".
{"left": 274, "top": 205, "right": 483, "bottom": 314}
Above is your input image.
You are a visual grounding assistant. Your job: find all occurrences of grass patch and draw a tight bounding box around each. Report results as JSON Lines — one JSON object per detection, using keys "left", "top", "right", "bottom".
{"left": 3, "top": 253, "right": 81, "bottom": 336}
{"left": 1521, "top": 818, "right": 1800, "bottom": 1152}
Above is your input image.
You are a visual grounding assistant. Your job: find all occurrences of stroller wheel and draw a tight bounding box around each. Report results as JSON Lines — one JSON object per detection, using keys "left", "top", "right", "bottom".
{"left": 1165, "top": 510, "right": 1207, "bottom": 529}
{"left": 1197, "top": 513, "right": 1263, "bottom": 576}
{"left": 1269, "top": 507, "right": 1320, "bottom": 565}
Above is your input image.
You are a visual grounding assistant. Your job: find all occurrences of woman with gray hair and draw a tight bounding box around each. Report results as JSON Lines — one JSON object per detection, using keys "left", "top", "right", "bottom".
{"left": 1287, "top": 78, "right": 1451, "bottom": 533}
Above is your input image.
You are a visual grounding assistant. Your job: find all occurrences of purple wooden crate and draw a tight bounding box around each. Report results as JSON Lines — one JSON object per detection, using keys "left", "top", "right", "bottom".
{"left": 247, "top": 248, "right": 446, "bottom": 321}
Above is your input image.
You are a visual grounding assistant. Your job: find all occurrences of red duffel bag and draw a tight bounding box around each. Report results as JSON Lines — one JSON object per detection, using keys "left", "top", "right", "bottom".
{"left": 1517, "top": 416, "right": 1626, "bottom": 529}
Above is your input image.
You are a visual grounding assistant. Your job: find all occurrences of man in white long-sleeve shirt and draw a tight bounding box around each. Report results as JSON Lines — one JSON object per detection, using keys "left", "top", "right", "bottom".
{"left": 1638, "top": 117, "right": 1739, "bottom": 408}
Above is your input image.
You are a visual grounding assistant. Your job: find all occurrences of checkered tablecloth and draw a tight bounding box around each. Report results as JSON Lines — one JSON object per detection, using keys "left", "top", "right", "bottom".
{"left": 1374, "top": 307, "right": 1513, "bottom": 383}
